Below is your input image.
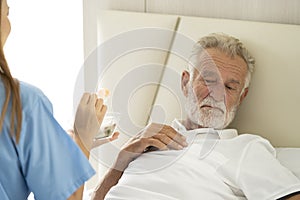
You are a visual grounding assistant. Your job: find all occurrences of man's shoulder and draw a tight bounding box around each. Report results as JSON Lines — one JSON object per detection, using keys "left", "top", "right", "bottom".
{"left": 232, "top": 133, "right": 272, "bottom": 146}
{"left": 232, "top": 133, "right": 275, "bottom": 154}
{"left": 235, "top": 133, "right": 265, "bottom": 142}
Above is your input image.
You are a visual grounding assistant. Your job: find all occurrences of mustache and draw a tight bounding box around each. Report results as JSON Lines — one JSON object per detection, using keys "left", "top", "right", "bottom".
{"left": 199, "top": 97, "right": 226, "bottom": 114}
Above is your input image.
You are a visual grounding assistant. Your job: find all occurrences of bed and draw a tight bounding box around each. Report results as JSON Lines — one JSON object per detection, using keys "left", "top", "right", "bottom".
{"left": 83, "top": 10, "right": 300, "bottom": 197}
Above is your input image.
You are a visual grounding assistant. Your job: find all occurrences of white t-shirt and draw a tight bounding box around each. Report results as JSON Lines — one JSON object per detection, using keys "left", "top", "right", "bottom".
{"left": 105, "top": 120, "right": 300, "bottom": 200}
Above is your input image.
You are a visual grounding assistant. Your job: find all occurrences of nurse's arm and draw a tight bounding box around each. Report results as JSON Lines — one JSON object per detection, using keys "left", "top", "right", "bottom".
{"left": 65, "top": 130, "right": 119, "bottom": 200}
{"left": 68, "top": 92, "right": 119, "bottom": 157}
{"left": 65, "top": 92, "right": 120, "bottom": 200}
{"left": 67, "top": 185, "right": 85, "bottom": 200}
{"left": 67, "top": 129, "right": 119, "bottom": 157}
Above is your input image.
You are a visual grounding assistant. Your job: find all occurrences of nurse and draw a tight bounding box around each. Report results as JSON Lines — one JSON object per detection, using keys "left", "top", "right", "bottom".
{"left": 0, "top": 0, "right": 118, "bottom": 199}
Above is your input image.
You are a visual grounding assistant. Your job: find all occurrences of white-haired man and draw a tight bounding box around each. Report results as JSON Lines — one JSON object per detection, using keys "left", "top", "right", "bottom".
{"left": 92, "top": 33, "right": 300, "bottom": 200}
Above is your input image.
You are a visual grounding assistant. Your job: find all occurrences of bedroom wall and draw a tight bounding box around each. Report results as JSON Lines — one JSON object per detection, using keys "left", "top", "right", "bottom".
{"left": 95, "top": 0, "right": 300, "bottom": 25}
{"left": 82, "top": 4, "right": 300, "bottom": 190}
{"left": 84, "top": 1, "right": 300, "bottom": 90}
{"left": 84, "top": 0, "right": 300, "bottom": 61}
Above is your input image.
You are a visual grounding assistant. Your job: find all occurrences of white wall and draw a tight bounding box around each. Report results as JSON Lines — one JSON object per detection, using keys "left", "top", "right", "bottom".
{"left": 83, "top": 0, "right": 300, "bottom": 85}
{"left": 94, "top": 0, "right": 300, "bottom": 25}
{"left": 81, "top": 0, "right": 300, "bottom": 191}
{"left": 6, "top": 0, "right": 84, "bottom": 129}
{"left": 146, "top": 0, "right": 300, "bottom": 25}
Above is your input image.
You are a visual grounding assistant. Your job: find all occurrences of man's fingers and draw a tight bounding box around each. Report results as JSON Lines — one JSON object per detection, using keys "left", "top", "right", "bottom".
{"left": 147, "top": 138, "right": 168, "bottom": 151}
{"left": 147, "top": 123, "right": 187, "bottom": 148}
{"left": 152, "top": 134, "right": 184, "bottom": 150}
{"left": 161, "top": 126, "right": 187, "bottom": 147}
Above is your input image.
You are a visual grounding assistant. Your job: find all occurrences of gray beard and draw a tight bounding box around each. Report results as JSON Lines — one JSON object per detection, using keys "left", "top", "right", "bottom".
{"left": 185, "top": 86, "right": 237, "bottom": 129}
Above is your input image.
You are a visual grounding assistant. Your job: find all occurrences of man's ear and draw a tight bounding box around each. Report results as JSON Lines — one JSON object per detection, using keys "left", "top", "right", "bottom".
{"left": 239, "top": 87, "right": 249, "bottom": 105}
{"left": 181, "top": 70, "right": 190, "bottom": 97}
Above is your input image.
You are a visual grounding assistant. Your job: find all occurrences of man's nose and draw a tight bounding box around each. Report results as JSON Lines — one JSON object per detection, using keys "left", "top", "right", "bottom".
{"left": 207, "top": 83, "right": 225, "bottom": 102}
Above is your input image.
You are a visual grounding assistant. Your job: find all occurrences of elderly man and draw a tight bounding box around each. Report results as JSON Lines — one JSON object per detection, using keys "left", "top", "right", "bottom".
{"left": 92, "top": 33, "right": 300, "bottom": 200}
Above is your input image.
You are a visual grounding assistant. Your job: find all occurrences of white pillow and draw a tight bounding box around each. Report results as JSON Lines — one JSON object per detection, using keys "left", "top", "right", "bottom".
{"left": 276, "top": 148, "right": 300, "bottom": 179}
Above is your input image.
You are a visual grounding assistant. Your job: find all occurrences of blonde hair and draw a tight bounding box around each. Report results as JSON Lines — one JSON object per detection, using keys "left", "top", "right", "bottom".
{"left": 189, "top": 33, "right": 255, "bottom": 89}
{"left": 0, "top": 0, "right": 22, "bottom": 143}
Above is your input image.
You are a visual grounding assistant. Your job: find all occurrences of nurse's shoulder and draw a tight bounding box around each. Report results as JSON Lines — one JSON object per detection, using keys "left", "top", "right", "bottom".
{"left": 19, "top": 81, "right": 53, "bottom": 114}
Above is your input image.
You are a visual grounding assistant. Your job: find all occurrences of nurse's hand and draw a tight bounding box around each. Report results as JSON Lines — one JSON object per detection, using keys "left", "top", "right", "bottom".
{"left": 72, "top": 93, "right": 118, "bottom": 157}
{"left": 68, "top": 130, "right": 119, "bottom": 159}
{"left": 92, "top": 131, "right": 119, "bottom": 148}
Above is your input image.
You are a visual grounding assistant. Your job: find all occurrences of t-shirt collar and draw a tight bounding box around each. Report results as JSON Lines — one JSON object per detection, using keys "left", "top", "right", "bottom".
{"left": 171, "top": 118, "right": 238, "bottom": 140}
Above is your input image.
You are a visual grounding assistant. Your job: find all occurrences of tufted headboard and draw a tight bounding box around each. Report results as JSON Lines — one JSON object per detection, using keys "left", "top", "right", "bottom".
{"left": 88, "top": 10, "right": 300, "bottom": 148}
{"left": 83, "top": 9, "right": 300, "bottom": 191}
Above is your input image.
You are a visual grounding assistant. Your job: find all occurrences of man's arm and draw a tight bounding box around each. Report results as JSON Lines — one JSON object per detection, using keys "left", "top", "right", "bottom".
{"left": 287, "top": 194, "right": 300, "bottom": 200}
{"left": 91, "top": 164, "right": 126, "bottom": 200}
{"left": 91, "top": 123, "right": 188, "bottom": 199}
{"left": 280, "top": 192, "right": 300, "bottom": 200}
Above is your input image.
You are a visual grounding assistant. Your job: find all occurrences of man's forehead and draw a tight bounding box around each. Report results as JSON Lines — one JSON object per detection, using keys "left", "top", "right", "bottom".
{"left": 189, "top": 53, "right": 212, "bottom": 71}
{"left": 191, "top": 51, "right": 221, "bottom": 73}
{"left": 196, "top": 49, "right": 229, "bottom": 66}
{"left": 192, "top": 48, "right": 247, "bottom": 74}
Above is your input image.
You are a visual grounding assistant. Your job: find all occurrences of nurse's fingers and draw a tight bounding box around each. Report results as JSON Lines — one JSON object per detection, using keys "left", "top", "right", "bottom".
{"left": 98, "top": 105, "right": 107, "bottom": 122}
{"left": 92, "top": 132, "right": 120, "bottom": 148}
{"left": 87, "top": 93, "right": 97, "bottom": 105}
{"left": 79, "top": 93, "right": 90, "bottom": 105}
{"left": 95, "top": 98, "right": 104, "bottom": 110}
{"left": 95, "top": 98, "right": 107, "bottom": 123}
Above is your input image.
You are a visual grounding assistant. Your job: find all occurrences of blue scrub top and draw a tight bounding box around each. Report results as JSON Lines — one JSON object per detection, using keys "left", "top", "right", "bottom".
{"left": 0, "top": 80, "right": 95, "bottom": 200}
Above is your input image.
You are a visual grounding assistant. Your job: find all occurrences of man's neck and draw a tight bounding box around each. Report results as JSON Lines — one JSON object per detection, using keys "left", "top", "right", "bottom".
{"left": 182, "top": 118, "right": 204, "bottom": 130}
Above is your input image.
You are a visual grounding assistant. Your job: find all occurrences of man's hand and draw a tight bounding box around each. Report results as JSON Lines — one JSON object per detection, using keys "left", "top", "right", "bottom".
{"left": 91, "top": 123, "right": 187, "bottom": 200}
{"left": 114, "top": 123, "right": 188, "bottom": 170}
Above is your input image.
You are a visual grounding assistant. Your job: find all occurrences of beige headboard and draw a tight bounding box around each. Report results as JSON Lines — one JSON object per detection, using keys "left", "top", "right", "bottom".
{"left": 151, "top": 15, "right": 300, "bottom": 148}
{"left": 84, "top": 9, "right": 300, "bottom": 191}
{"left": 92, "top": 10, "right": 300, "bottom": 148}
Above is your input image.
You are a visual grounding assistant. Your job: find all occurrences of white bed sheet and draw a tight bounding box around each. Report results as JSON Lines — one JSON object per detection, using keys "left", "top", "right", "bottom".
{"left": 82, "top": 148, "right": 300, "bottom": 200}
{"left": 276, "top": 148, "right": 300, "bottom": 179}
